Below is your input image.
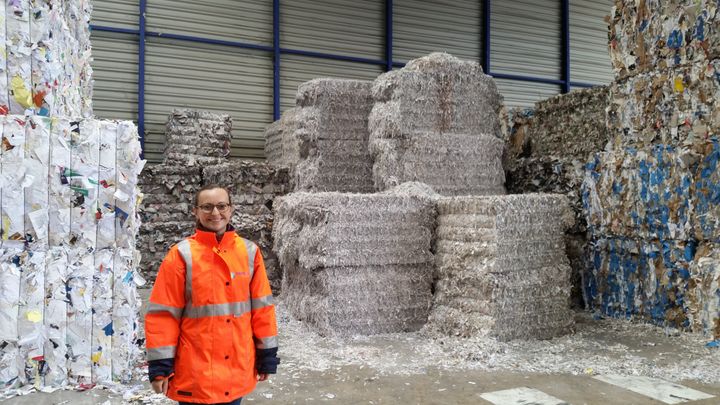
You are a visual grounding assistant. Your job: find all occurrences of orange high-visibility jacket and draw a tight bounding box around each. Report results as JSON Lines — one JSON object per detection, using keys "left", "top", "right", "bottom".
{"left": 145, "top": 228, "right": 278, "bottom": 404}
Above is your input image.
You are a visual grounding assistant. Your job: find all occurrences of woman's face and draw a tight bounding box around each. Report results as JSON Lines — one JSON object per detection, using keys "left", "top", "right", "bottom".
{"left": 192, "top": 188, "right": 233, "bottom": 234}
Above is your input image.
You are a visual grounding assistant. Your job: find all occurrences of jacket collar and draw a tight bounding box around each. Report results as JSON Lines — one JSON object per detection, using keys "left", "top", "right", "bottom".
{"left": 194, "top": 224, "right": 236, "bottom": 246}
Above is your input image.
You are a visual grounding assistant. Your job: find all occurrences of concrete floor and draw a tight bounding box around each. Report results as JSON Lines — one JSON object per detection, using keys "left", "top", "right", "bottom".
{"left": 4, "top": 289, "right": 720, "bottom": 404}
{"left": 4, "top": 368, "right": 720, "bottom": 404}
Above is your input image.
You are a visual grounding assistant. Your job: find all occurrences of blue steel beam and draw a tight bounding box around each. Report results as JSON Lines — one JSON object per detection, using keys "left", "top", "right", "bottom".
{"left": 385, "top": 0, "right": 393, "bottom": 72}
{"left": 561, "top": 0, "right": 570, "bottom": 93}
{"left": 273, "top": 0, "right": 281, "bottom": 120}
{"left": 89, "top": 25, "right": 139, "bottom": 35}
{"left": 483, "top": 0, "right": 491, "bottom": 73}
{"left": 138, "top": 0, "right": 147, "bottom": 158}
{"left": 144, "top": 31, "right": 273, "bottom": 52}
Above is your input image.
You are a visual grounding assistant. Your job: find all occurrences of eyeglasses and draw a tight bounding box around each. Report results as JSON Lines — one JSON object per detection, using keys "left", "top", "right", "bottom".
{"left": 196, "top": 203, "right": 232, "bottom": 213}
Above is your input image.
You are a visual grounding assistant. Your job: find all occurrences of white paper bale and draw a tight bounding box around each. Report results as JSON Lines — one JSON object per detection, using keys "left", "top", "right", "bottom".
{"left": 427, "top": 194, "right": 575, "bottom": 341}
{"left": 369, "top": 52, "right": 502, "bottom": 139}
{"left": 163, "top": 109, "right": 232, "bottom": 166}
{"left": 0, "top": 0, "right": 93, "bottom": 117}
{"left": 290, "top": 79, "right": 375, "bottom": 192}
{"left": 273, "top": 190, "right": 436, "bottom": 336}
{"left": 265, "top": 107, "right": 300, "bottom": 167}
{"left": 370, "top": 133, "right": 506, "bottom": 195}
{"left": 0, "top": 118, "right": 144, "bottom": 390}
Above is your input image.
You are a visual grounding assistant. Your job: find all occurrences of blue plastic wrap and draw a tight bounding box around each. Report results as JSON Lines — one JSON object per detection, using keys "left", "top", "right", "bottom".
{"left": 585, "top": 237, "right": 696, "bottom": 328}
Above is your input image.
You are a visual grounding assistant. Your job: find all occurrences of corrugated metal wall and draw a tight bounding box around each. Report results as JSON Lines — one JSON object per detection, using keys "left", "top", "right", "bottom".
{"left": 143, "top": 39, "right": 272, "bottom": 161}
{"left": 90, "top": 0, "right": 615, "bottom": 161}
{"left": 90, "top": 32, "right": 139, "bottom": 122}
{"left": 490, "top": 0, "right": 562, "bottom": 108}
{"left": 393, "top": 0, "right": 481, "bottom": 63}
{"left": 92, "top": 0, "right": 138, "bottom": 29}
{"left": 90, "top": 1, "right": 139, "bottom": 130}
{"left": 570, "top": 0, "right": 613, "bottom": 85}
{"left": 280, "top": 56, "right": 383, "bottom": 113}
{"left": 146, "top": 0, "right": 271, "bottom": 44}
{"left": 281, "top": 0, "right": 384, "bottom": 59}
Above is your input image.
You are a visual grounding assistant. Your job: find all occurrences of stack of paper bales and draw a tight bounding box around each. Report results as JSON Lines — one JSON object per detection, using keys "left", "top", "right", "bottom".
{"left": 369, "top": 52, "right": 505, "bottom": 195}
{"left": 273, "top": 188, "right": 436, "bottom": 336}
{"left": 607, "top": 0, "right": 719, "bottom": 80}
{"left": 505, "top": 86, "right": 610, "bottom": 229}
{"left": 583, "top": 0, "right": 720, "bottom": 336}
{"left": 0, "top": 1, "right": 144, "bottom": 392}
{"left": 203, "top": 162, "right": 290, "bottom": 292}
{"left": 426, "top": 194, "right": 575, "bottom": 340}
{"left": 137, "top": 165, "right": 203, "bottom": 282}
{"left": 0, "top": 0, "right": 93, "bottom": 118}
{"left": 163, "top": 109, "right": 232, "bottom": 166}
{"left": 265, "top": 79, "right": 375, "bottom": 193}
{"left": 1, "top": 118, "right": 143, "bottom": 389}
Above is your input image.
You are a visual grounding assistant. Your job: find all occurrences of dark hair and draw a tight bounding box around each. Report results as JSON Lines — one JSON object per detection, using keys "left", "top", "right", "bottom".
{"left": 194, "top": 184, "right": 232, "bottom": 206}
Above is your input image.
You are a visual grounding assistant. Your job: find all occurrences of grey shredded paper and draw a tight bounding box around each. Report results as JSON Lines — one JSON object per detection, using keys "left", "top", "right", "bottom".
{"left": 426, "top": 194, "right": 576, "bottom": 341}
{"left": 272, "top": 188, "right": 437, "bottom": 336}
{"left": 265, "top": 79, "right": 375, "bottom": 193}
{"left": 369, "top": 53, "right": 505, "bottom": 195}
{"left": 164, "top": 109, "right": 232, "bottom": 166}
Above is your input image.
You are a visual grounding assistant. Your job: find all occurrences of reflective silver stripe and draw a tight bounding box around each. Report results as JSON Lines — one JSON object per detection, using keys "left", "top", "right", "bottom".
{"left": 183, "top": 300, "right": 252, "bottom": 319}
{"left": 255, "top": 336, "right": 278, "bottom": 349}
{"left": 251, "top": 294, "right": 274, "bottom": 310}
{"left": 243, "top": 238, "right": 256, "bottom": 279}
{"left": 147, "top": 302, "right": 183, "bottom": 320}
{"left": 147, "top": 345, "right": 176, "bottom": 361}
{"left": 177, "top": 240, "right": 193, "bottom": 306}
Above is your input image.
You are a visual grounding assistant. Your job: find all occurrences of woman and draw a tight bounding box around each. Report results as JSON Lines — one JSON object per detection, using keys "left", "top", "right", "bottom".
{"left": 145, "top": 184, "right": 279, "bottom": 404}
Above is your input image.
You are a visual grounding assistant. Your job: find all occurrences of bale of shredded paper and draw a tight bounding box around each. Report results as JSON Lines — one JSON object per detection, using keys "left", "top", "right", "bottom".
{"left": 505, "top": 87, "right": 610, "bottom": 162}
{"left": 164, "top": 109, "right": 232, "bottom": 166}
{"left": 426, "top": 194, "right": 575, "bottom": 341}
{"left": 0, "top": 119, "right": 143, "bottom": 390}
{"left": 608, "top": 61, "right": 720, "bottom": 148}
{"left": 291, "top": 79, "right": 375, "bottom": 192}
{"left": 506, "top": 156, "right": 586, "bottom": 233}
{"left": 204, "top": 161, "right": 290, "bottom": 293}
{"left": 138, "top": 164, "right": 203, "bottom": 282}
{"left": 273, "top": 188, "right": 436, "bottom": 336}
{"left": 1, "top": 0, "right": 93, "bottom": 117}
{"left": 369, "top": 53, "right": 502, "bottom": 138}
{"left": 369, "top": 53, "right": 505, "bottom": 195}
{"left": 607, "top": 0, "right": 720, "bottom": 79}
{"left": 693, "top": 139, "right": 720, "bottom": 240}
{"left": 371, "top": 134, "right": 506, "bottom": 195}
{"left": 688, "top": 242, "right": 720, "bottom": 339}
{"left": 264, "top": 107, "right": 300, "bottom": 167}
{"left": 585, "top": 237, "right": 696, "bottom": 329}
{"left": 583, "top": 145, "right": 696, "bottom": 240}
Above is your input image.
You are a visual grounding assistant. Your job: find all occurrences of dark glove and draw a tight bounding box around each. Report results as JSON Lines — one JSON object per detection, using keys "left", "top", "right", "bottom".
{"left": 256, "top": 347, "right": 280, "bottom": 374}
